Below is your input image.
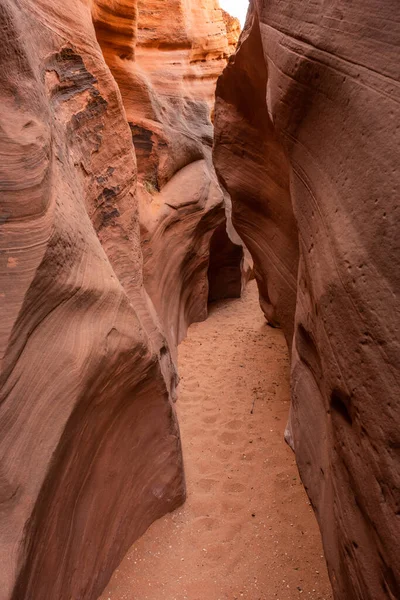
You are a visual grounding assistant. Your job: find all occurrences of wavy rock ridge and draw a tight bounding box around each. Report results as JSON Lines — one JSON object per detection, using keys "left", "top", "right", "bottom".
{"left": 0, "top": 1, "right": 239, "bottom": 599}
{"left": 214, "top": 2, "right": 400, "bottom": 599}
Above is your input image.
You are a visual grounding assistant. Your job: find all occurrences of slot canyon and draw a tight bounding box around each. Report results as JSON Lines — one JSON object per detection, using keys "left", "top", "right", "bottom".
{"left": 0, "top": 1, "right": 398, "bottom": 600}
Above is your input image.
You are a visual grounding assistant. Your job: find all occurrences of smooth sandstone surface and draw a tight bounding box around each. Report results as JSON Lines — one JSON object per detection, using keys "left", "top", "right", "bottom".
{"left": 0, "top": 1, "right": 185, "bottom": 599}
{"left": 214, "top": 1, "right": 400, "bottom": 599}
{"left": 213, "top": 7, "right": 299, "bottom": 344}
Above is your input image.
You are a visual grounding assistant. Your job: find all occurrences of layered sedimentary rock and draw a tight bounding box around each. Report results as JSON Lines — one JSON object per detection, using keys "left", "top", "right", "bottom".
{"left": 93, "top": 0, "right": 241, "bottom": 348}
{"left": 214, "top": 1, "right": 400, "bottom": 599}
{"left": 0, "top": 1, "right": 185, "bottom": 599}
{"left": 222, "top": 9, "right": 241, "bottom": 56}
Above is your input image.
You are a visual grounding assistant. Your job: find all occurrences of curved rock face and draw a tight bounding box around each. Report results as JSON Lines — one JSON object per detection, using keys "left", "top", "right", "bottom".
{"left": 214, "top": 1, "right": 400, "bottom": 599}
{"left": 0, "top": 1, "right": 185, "bottom": 599}
{"left": 93, "top": 0, "right": 240, "bottom": 348}
{"left": 213, "top": 9, "right": 299, "bottom": 344}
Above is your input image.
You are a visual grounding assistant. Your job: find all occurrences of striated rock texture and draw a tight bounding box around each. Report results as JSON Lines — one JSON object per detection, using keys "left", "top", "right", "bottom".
{"left": 214, "top": 1, "right": 400, "bottom": 599}
{"left": 93, "top": 0, "right": 241, "bottom": 348}
{"left": 0, "top": 1, "right": 185, "bottom": 599}
{"left": 222, "top": 9, "right": 241, "bottom": 56}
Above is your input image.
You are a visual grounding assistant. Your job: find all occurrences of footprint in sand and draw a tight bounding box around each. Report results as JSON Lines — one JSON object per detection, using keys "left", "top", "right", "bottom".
{"left": 215, "top": 447, "right": 232, "bottom": 460}
{"left": 185, "top": 386, "right": 201, "bottom": 395}
{"left": 223, "top": 481, "right": 246, "bottom": 493}
{"left": 194, "top": 516, "right": 218, "bottom": 531}
{"left": 218, "top": 431, "right": 240, "bottom": 445}
{"left": 189, "top": 428, "right": 208, "bottom": 438}
{"left": 203, "top": 405, "right": 219, "bottom": 413}
{"left": 197, "top": 478, "right": 219, "bottom": 492}
{"left": 195, "top": 461, "right": 220, "bottom": 475}
{"left": 220, "top": 500, "right": 247, "bottom": 516}
{"left": 190, "top": 498, "right": 214, "bottom": 517}
{"left": 202, "top": 415, "right": 219, "bottom": 424}
{"left": 241, "top": 451, "right": 255, "bottom": 462}
{"left": 182, "top": 396, "right": 202, "bottom": 408}
{"left": 226, "top": 419, "right": 244, "bottom": 431}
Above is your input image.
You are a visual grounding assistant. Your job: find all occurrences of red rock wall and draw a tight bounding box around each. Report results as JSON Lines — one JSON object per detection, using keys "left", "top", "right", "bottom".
{"left": 213, "top": 10, "right": 299, "bottom": 344}
{"left": 93, "top": 0, "right": 241, "bottom": 348}
{"left": 0, "top": 1, "right": 185, "bottom": 599}
{"left": 214, "top": 1, "right": 400, "bottom": 598}
{"left": 221, "top": 9, "right": 241, "bottom": 56}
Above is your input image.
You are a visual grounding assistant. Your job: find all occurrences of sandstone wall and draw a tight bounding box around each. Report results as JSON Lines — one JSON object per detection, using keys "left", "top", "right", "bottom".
{"left": 0, "top": 1, "right": 185, "bottom": 598}
{"left": 93, "top": 0, "right": 241, "bottom": 349}
{"left": 213, "top": 8, "right": 298, "bottom": 345}
{"left": 214, "top": 1, "right": 400, "bottom": 598}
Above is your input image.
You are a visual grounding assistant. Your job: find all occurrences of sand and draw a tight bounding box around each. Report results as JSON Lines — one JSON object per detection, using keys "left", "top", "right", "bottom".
{"left": 99, "top": 281, "right": 333, "bottom": 600}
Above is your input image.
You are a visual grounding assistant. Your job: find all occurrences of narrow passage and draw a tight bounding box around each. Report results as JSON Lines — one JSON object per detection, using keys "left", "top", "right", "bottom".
{"left": 100, "top": 281, "right": 332, "bottom": 600}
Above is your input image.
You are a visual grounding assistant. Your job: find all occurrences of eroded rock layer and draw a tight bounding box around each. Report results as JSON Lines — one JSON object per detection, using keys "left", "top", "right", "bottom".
{"left": 214, "top": 1, "right": 400, "bottom": 599}
{"left": 93, "top": 0, "right": 241, "bottom": 348}
{"left": 0, "top": 1, "right": 185, "bottom": 599}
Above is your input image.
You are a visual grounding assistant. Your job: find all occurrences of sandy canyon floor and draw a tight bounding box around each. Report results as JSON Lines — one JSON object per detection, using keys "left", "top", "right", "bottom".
{"left": 100, "top": 281, "right": 332, "bottom": 600}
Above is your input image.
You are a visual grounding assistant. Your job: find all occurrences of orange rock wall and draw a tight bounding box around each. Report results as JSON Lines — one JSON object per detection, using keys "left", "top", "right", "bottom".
{"left": 93, "top": 0, "right": 240, "bottom": 349}
{"left": 214, "top": 1, "right": 400, "bottom": 598}
{"left": 0, "top": 1, "right": 185, "bottom": 599}
{"left": 213, "top": 12, "right": 298, "bottom": 344}
{"left": 222, "top": 9, "right": 241, "bottom": 56}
